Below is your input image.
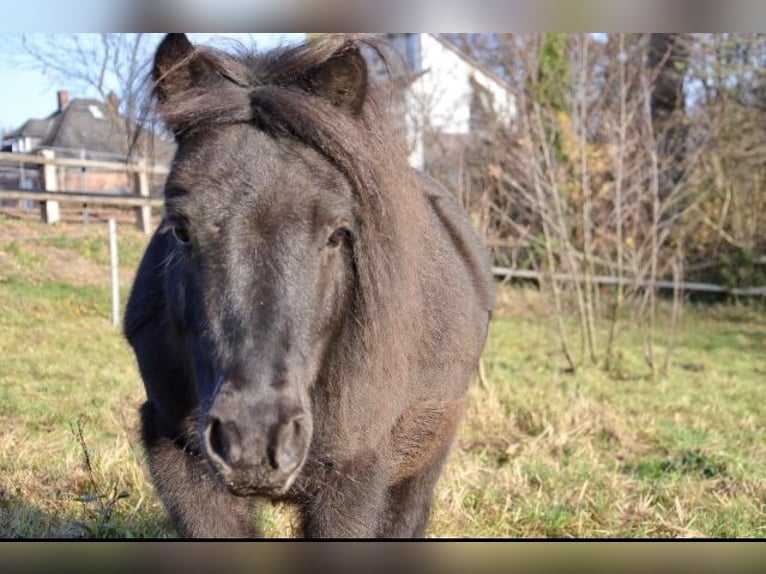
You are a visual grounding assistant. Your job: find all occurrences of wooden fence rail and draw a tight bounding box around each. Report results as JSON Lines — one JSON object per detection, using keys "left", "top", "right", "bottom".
{"left": 0, "top": 150, "right": 168, "bottom": 233}
{"left": 0, "top": 151, "right": 169, "bottom": 174}
{"left": 0, "top": 189, "right": 164, "bottom": 209}
{"left": 492, "top": 266, "right": 766, "bottom": 298}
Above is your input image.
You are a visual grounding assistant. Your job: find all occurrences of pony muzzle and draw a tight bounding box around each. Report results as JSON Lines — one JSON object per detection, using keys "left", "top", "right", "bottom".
{"left": 203, "top": 400, "right": 311, "bottom": 495}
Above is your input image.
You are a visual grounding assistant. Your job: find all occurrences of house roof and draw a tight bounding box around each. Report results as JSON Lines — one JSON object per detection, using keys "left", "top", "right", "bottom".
{"left": 4, "top": 118, "right": 54, "bottom": 140}
{"left": 374, "top": 34, "right": 513, "bottom": 95}
{"left": 41, "top": 98, "right": 132, "bottom": 159}
{"left": 5, "top": 97, "right": 174, "bottom": 164}
{"left": 428, "top": 34, "right": 512, "bottom": 92}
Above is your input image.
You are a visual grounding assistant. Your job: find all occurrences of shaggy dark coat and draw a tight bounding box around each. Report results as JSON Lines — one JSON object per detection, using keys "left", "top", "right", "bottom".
{"left": 124, "top": 33, "right": 494, "bottom": 538}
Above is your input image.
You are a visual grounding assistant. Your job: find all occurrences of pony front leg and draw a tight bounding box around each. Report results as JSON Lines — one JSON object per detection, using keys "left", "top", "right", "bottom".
{"left": 297, "top": 452, "right": 390, "bottom": 538}
{"left": 378, "top": 443, "right": 454, "bottom": 538}
{"left": 140, "top": 402, "right": 261, "bottom": 538}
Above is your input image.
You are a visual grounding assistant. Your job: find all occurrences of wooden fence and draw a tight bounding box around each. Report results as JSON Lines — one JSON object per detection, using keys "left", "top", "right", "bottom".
{"left": 492, "top": 266, "right": 766, "bottom": 298}
{"left": 1, "top": 150, "right": 763, "bottom": 297}
{"left": 0, "top": 150, "right": 167, "bottom": 233}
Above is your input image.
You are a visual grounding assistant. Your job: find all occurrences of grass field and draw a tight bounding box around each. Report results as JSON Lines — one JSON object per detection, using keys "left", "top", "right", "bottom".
{"left": 1, "top": 213, "right": 765, "bottom": 538}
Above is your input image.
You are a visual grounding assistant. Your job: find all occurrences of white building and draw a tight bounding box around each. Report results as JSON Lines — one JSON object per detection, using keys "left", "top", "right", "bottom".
{"left": 380, "top": 34, "right": 516, "bottom": 170}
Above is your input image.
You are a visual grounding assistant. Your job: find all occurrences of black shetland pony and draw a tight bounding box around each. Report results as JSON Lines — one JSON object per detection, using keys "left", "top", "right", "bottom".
{"left": 125, "top": 33, "right": 493, "bottom": 538}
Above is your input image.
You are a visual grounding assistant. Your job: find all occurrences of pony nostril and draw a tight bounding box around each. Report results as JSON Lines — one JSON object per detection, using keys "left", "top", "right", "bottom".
{"left": 269, "top": 415, "right": 308, "bottom": 473}
{"left": 206, "top": 417, "right": 242, "bottom": 467}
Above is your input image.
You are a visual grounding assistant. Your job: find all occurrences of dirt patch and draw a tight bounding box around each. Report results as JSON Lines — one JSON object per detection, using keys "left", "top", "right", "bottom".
{"left": 40, "top": 246, "right": 113, "bottom": 288}
{"left": 1, "top": 213, "right": 146, "bottom": 289}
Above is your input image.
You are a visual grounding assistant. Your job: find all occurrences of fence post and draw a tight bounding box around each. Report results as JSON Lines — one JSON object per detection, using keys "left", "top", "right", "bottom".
{"left": 109, "top": 218, "right": 120, "bottom": 327}
{"left": 39, "top": 149, "right": 60, "bottom": 224}
{"left": 133, "top": 158, "right": 152, "bottom": 233}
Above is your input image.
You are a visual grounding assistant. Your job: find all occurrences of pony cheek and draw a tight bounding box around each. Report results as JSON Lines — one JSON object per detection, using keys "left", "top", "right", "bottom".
{"left": 318, "top": 258, "right": 353, "bottom": 333}
{"left": 190, "top": 338, "right": 221, "bottom": 406}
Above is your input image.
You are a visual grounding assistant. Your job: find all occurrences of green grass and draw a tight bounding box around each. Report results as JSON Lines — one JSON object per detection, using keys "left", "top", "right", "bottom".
{"left": 0, "top": 218, "right": 170, "bottom": 538}
{"left": 1, "top": 215, "right": 765, "bottom": 538}
{"left": 429, "top": 298, "right": 766, "bottom": 538}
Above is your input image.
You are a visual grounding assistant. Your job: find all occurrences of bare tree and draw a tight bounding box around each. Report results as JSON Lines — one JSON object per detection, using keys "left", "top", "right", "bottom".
{"left": 431, "top": 34, "right": 713, "bottom": 377}
{"left": 19, "top": 34, "right": 158, "bottom": 149}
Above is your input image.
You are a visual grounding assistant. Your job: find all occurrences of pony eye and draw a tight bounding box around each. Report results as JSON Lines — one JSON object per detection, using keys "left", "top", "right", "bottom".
{"left": 171, "top": 222, "right": 191, "bottom": 244}
{"left": 327, "top": 227, "right": 350, "bottom": 249}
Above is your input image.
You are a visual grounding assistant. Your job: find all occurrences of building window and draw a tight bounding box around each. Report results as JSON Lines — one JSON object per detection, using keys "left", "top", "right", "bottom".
{"left": 88, "top": 105, "right": 105, "bottom": 120}
{"left": 469, "top": 75, "right": 496, "bottom": 134}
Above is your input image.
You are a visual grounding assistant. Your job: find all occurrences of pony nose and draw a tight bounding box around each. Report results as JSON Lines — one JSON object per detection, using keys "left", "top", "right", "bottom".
{"left": 204, "top": 410, "right": 310, "bottom": 475}
{"left": 269, "top": 414, "right": 309, "bottom": 473}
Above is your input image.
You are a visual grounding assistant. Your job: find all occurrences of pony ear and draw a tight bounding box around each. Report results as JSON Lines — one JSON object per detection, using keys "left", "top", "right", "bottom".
{"left": 153, "top": 33, "right": 217, "bottom": 103}
{"left": 298, "top": 44, "right": 368, "bottom": 116}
